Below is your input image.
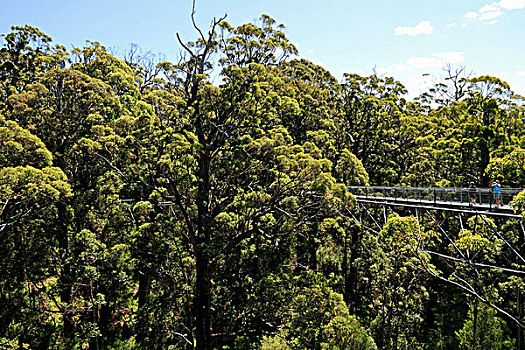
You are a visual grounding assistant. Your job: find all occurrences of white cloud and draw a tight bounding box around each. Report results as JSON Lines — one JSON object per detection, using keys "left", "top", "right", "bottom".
{"left": 515, "top": 71, "right": 525, "bottom": 77}
{"left": 360, "top": 70, "right": 435, "bottom": 99}
{"left": 433, "top": 51, "right": 465, "bottom": 63}
{"left": 395, "top": 21, "right": 433, "bottom": 36}
{"left": 391, "top": 64, "right": 413, "bottom": 73}
{"left": 371, "top": 52, "right": 468, "bottom": 99}
{"left": 479, "top": 4, "right": 500, "bottom": 12}
{"left": 403, "top": 74, "right": 436, "bottom": 99}
{"left": 405, "top": 52, "right": 464, "bottom": 69}
{"left": 464, "top": 0, "right": 524, "bottom": 24}
{"left": 377, "top": 64, "right": 413, "bottom": 75}
{"left": 406, "top": 57, "right": 442, "bottom": 68}
{"left": 489, "top": 19, "right": 499, "bottom": 24}
{"left": 480, "top": 8, "right": 503, "bottom": 20}
{"left": 497, "top": 0, "right": 525, "bottom": 9}
{"left": 378, "top": 52, "right": 465, "bottom": 74}
{"left": 447, "top": 22, "right": 457, "bottom": 28}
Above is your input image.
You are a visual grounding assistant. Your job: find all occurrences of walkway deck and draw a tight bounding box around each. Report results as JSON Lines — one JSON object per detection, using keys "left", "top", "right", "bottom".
{"left": 348, "top": 186, "right": 523, "bottom": 218}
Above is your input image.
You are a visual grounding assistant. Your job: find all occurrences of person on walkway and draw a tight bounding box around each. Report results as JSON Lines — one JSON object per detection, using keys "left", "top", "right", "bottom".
{"left": 492, "top": 180, "right": 501, "bottom": 207}
{"left": 468, "top": 182, "right": 477, "bottom": 206}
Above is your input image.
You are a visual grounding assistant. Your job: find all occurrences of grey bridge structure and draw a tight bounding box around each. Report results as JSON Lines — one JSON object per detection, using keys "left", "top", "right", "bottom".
{"left": 347, "top": 186, "right": 525, "bottom": 331}
{"left": 348, "top": 186, "right": 523, "bottom": 218}
{"left": 346, "top": 185, "right": 525, "bottom": 241}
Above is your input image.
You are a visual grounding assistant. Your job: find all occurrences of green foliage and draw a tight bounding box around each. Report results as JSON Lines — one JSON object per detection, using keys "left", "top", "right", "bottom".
{"left": 511, "top": 189, "right": 525, "bottom": 216}
{"left": 1, "top": 15, "right": 524, "bottom": 350}
{"left": 335, "top": 148, "right": 369, "bottom": 186}
{"left": 381, "top": 214, "right": 440, "bottom": 248}
{"left": 456, "top": 229, "right": 490, "bottom": 251}
{"left": 0, "top": 115, "right": 53, "bottom": 167}
{"left": 371, "top": 219, "right": 433, "bottom": 349}
{"left": 453, "top": 215, "right": 502, "bottom": 259}
{"left": 219, "top": 14, "right": 298, "bottom": 67}
{"left": 0, "top": 25, "right": 58, "bottom": 110}
{"left": 260, "top": 334, "right": 290, "bottom": 350}
{"left": 258, "top": 272, "right": 376, "bottom": 349}
{"left": 456, "top": 302, "right": 515, "bottom": 350}
{"left": 486, "top": 147, "right": 525, "bottom": 186}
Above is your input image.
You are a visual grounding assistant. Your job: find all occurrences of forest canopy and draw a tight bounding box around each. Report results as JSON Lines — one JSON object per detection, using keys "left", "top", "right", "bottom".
{"left": 1, "top": 15, "right": 525, "bottom": 350}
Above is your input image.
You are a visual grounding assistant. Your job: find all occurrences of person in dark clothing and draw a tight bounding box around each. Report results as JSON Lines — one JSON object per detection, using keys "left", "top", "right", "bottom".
{"left": 468, "top": 182, "right": 477, "bottom": 206}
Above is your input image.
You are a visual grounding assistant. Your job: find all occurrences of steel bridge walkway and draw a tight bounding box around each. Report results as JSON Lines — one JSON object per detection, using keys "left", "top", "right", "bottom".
{"left": 347, "top": 186, "right": 525, "bottom": 330}
{"left": 348, "top": 186, "right": 523, "bottom": 218}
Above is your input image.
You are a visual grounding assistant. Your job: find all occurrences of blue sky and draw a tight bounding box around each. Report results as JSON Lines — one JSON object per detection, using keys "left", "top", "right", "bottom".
{"left": 1, "top": 0, "right": 524, "bottom": 98}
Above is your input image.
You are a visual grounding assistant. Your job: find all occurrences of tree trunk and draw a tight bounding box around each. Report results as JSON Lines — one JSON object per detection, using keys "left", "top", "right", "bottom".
{"left": 345, "top": 223, "right": 359, "bottom": 312}
{"left": 310, "top": 224, "right": 318, "bottom": 271}
{"left": 195, "top": 249, "right": 212, "bottom": 350}
{"left": 137, "top": 272, "right": 151, "bottom": 311}
{"left": 480, "top": 109, "right": 491, "bottom": 187}
{"left": 135, "top": 270, "right": 151, "bottom": 344}
{"left": 195, "top": 148, "right": 213, "bottom": 350}
{"left": 473, "top": 299, "right": 478, "bottom": 350}
{"left": 57, "top": 201, "right": 73, "bottom": 339}
{"left": 343, "top": 230, "right": 348, "bottom": 304}
{"left": 480, "top": 136, "right": 490, "bottom": 187}
{"left": 518, "top": 286, "right": 522, "bottom": 350}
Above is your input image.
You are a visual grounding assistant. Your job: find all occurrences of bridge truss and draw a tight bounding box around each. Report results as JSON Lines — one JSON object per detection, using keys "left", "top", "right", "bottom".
{"left": 347, "top": 186, "right": 525, "bottom": 332}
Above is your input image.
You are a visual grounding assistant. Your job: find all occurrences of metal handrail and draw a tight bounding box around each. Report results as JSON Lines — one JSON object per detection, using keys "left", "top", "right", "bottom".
{"left": 347, "top": 186, "right": 523, "bottom": 207}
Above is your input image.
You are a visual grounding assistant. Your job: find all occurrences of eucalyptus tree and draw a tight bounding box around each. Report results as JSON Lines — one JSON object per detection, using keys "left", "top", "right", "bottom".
{"left": 6, "top": 41, "right": 137, "bottom": 347}
{"left": 0, "top": 116, "right": 70, "bottom": 348}
{"left": 338, "top": 73, "right": 412, "bottom": 185}
{"left": 417, "top": 75, "right": 524, "bottom": 187}
{"left": 463, "top": 76, "right": 514, "bottom": 185}
{"left": 103, "top": 13, "right": 358, "bottom": 349}
{"left": 0, "top": 25, "right": 68, "bottom": 113}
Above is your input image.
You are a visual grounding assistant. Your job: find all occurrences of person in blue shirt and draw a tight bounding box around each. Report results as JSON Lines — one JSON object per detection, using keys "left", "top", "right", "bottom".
{"left": 492, "top": 180, "right": 501, "bottom": 207}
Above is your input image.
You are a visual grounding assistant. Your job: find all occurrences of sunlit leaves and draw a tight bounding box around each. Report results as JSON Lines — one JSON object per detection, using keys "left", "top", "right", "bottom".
{"left": 0, "top": 115, "right": 52, "bottom": 167}
{"left": 218, "top": 14, "right": 298, "bottom": 68}
{"left": 456, "top": 229, "right": 490, "bottom": 251}
{"left": 486, "top": 147, "right": 525, "bottom": 186}
{"left": 381, "top": 214, "right": 440, "bottom": 247}
{"left": 456, "top": 302, "right": 515, "bottom": 350}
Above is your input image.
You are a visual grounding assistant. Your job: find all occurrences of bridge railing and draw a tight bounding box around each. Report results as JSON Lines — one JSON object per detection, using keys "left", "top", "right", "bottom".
{"left": 347, "top": 186, "right": 523, "bottom": 208}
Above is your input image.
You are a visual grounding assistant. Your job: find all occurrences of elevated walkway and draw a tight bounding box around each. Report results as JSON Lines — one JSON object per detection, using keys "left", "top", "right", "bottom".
{"left": 348, "top": 186, "right": 525, "bottom": 329}
{"left": 348, "top": 186, "right": 523, "bottom": 218}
